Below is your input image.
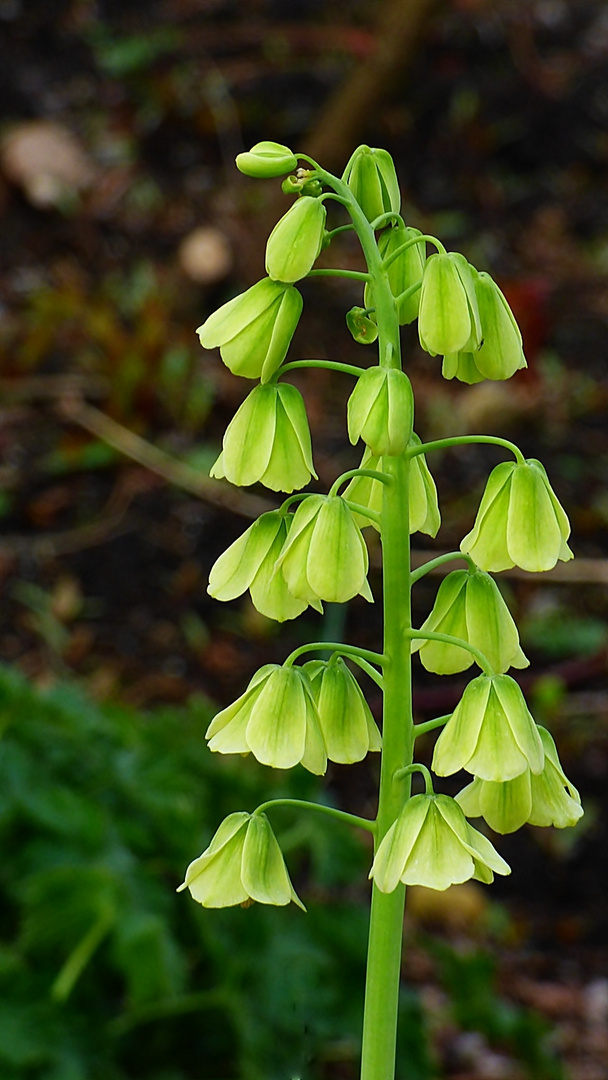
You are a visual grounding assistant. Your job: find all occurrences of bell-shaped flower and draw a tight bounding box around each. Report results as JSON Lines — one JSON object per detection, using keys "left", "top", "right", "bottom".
{"left": 347, "top": 367, "right": 414, "bottom": 458}
{"left": 456, "top": 726, "right": 584, "bottom": 833}
{"left": 211, "top": 382, "right": 316, "bottom": 493}
{"left": 411, "top": 568, "right": 528, "bottom": 675}
{"left": 441, "top": 272, "right": 527, "bottom": 384}
{"left": 236, "top": 141, "right": 298, "bottom": 178}
{"left": 277, "top": 495, "right": 372, "bottom": 606}
{"left": 303, "top": 657, "right": 381, "bottom": 764}
{"left": 206, "top": 663, "right": 327, "bottom": 774}
{"left": 370, "top": 793, "right": 510, "bottom": 893}
{"left": 418, "top": 252, "right": 482, "bottom": 357}
{"left": 441, "top": 351, "right": 486, "bottom": 385}
{"left": 460, "top": 458, "right": 573, "bottom": 573}
{"left": 208, "top": 511, "right": 309, "bottom": 622}
{"left": 197, "top": 278, "right": 303, "bottom": 383}
{"left": 364, "top": 224, "right": 425, "bottom": 326}
{"left": 265, "top": 196, "right": 327, "bottom": 283}
{"left": 342, "top": 145, "right": 401, "bottom": 222}
{"left": 343, "top": 436, "right": 440, "bottom": 537}
{"left": 178, "top": 811, "right": 305, "bottom": 909}
{"left": 432, "top": 673, "right": 544, "bottom": 782}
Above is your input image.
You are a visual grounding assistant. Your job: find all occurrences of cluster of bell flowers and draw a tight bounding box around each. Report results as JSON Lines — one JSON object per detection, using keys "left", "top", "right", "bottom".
{"left": 205, "top": 657, "right": 381, "bottom": 774}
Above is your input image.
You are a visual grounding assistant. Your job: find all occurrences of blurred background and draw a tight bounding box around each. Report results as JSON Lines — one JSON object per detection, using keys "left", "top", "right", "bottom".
{"left": 1, "top": 1, "right": 607, "bottom": 1078}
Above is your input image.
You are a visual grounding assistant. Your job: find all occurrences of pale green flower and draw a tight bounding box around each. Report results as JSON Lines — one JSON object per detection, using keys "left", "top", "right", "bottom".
{"left": 304, "top": 657, "right": 381, "bottom": 764}
{"left": 277, "top": 495, "right": 372, "bottom": 606}
{"left": 441, "top": 271, "right": 527, "bottom": 384}
{"left": 418, "top": 252, "right": 482, "bottom": 357}
{"left": 460, "top": 458, "right": 573, "bottom": 573}
{"left": 376, "top": 223, "right": 426, "bottom": 325}
{"left": 211, "top": 382, "right": 316, "bottom": 493}
{"left": 265, "top": 196, "right": 327, "bottom": 283}
{"left": 206, "top": 664, "right": 327, "bottom": 774}
{"left": 347, "top": 367, "right": 414, "bottom": 458}
{"left": 178, "top": 812, "right": 305, "bottom": 909}
{"left": 441, "top": 351, "right": 486, "bottom": 384}
{"left": 370, "top": 793, "right": 510, "bottom": 892}
{"left": 197, "top": 278, "right": 302, "bottom": 382}
{"left": 432, "top": 673, "right": 544, "bottom": 782}
{"left": 207, "top": 511, "right": 309, "bottom": 622}
{"left": 236, "top": 141, "right": 298, "bottom": 178}
{"left": 456, "top": 726, "right": 583, "bottom": 833}
{"left": 342, "top": 436, "right": 440, "bottom": 537}
{"left": 342, "top": 145, "right": 401, "bottom": 222}
{"left": 411, "top": 568, "right": 528, "bottom": 675}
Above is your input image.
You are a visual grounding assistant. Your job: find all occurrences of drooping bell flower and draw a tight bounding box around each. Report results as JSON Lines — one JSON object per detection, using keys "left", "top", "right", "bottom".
{"left": 277, "top": 495, "right": 372, "bottom": 606}
{"left": 197, "top": 278, "right": 302, "bottom": 382}
{"left": 265, "top": 196, "right": 327, "bottom": 283}
{"left": 441, "top": 271, "right": 527, "bottom": 384}
{"left": 342, "top": 145, "right": 401, "bottom": 222}
{"left": 178, "top": 812, "right": 305, "bottom": 909}
{"left": 347, "top": 366, "right": 414, "bottom": 458}
{"left": 460, "top": 458, "right": 573, "bottom": 573}
{"left": 304, "top": 657, "right": 381, "bottom": 764}
{"left": 418, "top": 252, "right": 482, "bottom": 357}
{"left": 211, "top": 382, "right": 316, "bottom": 493}
{"left": 343, "top": 436, "right": 440, "bottom": 537}
{"left": 370, "top": 793, "right": 510, "bottom": 892}
{"left": 431, "top": 673, "right": 544, "bottom": 783}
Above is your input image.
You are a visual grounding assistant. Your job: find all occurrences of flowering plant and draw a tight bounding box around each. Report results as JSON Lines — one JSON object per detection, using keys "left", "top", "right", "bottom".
{"left": 180, "top": 142, "right": 582, "bottom": 1080}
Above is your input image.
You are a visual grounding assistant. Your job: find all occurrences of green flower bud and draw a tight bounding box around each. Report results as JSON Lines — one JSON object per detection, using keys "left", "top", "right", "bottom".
{"left": 304, "top": 657, "right": 381, "bottom": 764}
{"left": 432, "top": 673, "right": 545, "bottom": 782}
{"left": 208, "top": 511, "right": 308, "bottom": 622}
{"left": 345, "top": 306, "right": 378, "bottom": 344}
{"left": 456, "top": 727, "right": 583, "bottom": 833}
{"left": 460, "top": 458, "right": 573, "bottom": 573}
{"left": 418, "top": 252, "right": 482, "bottom": 357}
{"left": 364, "top": 224, "right": 425, "bottom": 325}
{"left": 236, "top": 141, "right": 298, "bottom": 178}
{"left": 197, "top": 278, "right": 302, "bottom": 383}
{"left": 206, "top": 663, "right": 327, "bottom": 774}
{"left": 178, "top": 811, "right": 305, "bottom": 909}
{"left": 441, "top": 273, "right": 527, "bottom": 384}
{"left": 342, "top": 145, "right": 401, "bottom": 222}
{"left": 411, "top": 568, "right": 528, "bottom": 675}
{"left": 266, "top": 196, "right": 327, "bottom": 283}
{"left": 211, "top": 382, "right": 316, "bottom": 493}
{"left": 370, "top": 793, "right": 510, "bottom": 893}
{"left": 347, "top": 367, "right": 414, "bottom": 458}
{"left": 277, "top": 495, "right": 373, "bottom": 606}
{"left": 342, "top": 435, "right": 440, "bottom": 537}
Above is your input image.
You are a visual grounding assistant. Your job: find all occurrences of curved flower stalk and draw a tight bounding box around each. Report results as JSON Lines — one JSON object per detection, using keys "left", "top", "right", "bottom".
{"left": 206, "top": 663, "right": 327, "bottom": 774}
{"left": 178, "top": 811, "right": 305, "bottom": 909}
{"left": 442, "top": 271, "right": 527, "bottom": 384}
{"left": 304, "top": 657, "right": 382, "bottom": 764}
{"left": 343, "top": 436, "right": 440, "bottom": 536}
{"left": 266, "top": 195, "right": 327, "bottom": 283}
{"left": 456, "top": 726, "right": 583, "bottom": 833}
{"left": 197, "top": 278, "right": 303, "bottom": 382}
{"left": 418, "top": 252, "right": 482, "bottom": 357}
{"left": 370, "top": 793, "right": 510, "bottom": 892}
{"left": 461, "top": 458, "right": 573, "bottom": 572}
{"left": 411, "top": 568, "right": 528, "bottom": 675}
{"left": 432, "top": 673, "right": 544, "bottom": 782}
{"left": 207, "top": 511, "right": 310, "bottom": 621}
{"left": 277, "top": 494, "right": 372, "bottom": 605}
{"left": 210, "top": 381, "right": 316, "bottom": 493}
{"left": 347, "top": 366, "right": 414, "bottom": 457}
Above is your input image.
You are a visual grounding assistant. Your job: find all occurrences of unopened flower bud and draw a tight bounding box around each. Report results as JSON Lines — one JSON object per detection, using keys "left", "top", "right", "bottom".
{"left": 197, "top": 277, "right": 302, "bottom": 382}
{"left": 367, "top": 224, "right": 425, "bottom": 325}
{"left": 206, "top": 663, "right": 327, "bottom": 774}
{"left": 265, "top": 196, "right": 327, "bottom": 283}
{"left": 278, "top": 495, "right": 372, "bottom": 605}
{"left": 456, "top": 727, "right": 583, "bottom": 833}
{"left": 432, "top": 673, "right": 544, "bottom": 783}
{"left": 412, "top": 568, "right": 528, "bottom": 675}
{"left": 236, "top": 141, "right": 298, "bottom": 178}
{"left": 418, "top": 252, "right": 481, "bottom": 357}
{"left": 304, "top": 657, "right": 381, "bottom": 763}
{"left": 460, "top": 458, "right": 573, "bottom": 573}
{"left": 347, "top": 367, "right": 414, "bottom": 457}
{"left": 342, "top": 145, "right": 401, "bottom": 222}
{"left": 345, "top": 306, "right": 378, "bottom": 344}
{"left": 370, "top": 793, "right": 510, "bottom": 893}
{"left": 178, "top": 811, "right": 305, "bottom": 909}
{"left": 211, "top": 382, "right": 316, "bottom": 493}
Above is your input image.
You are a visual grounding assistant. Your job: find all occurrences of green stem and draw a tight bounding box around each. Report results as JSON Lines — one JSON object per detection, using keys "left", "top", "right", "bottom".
{"left": 343, "top": 501, "right": 382, "bottom": 526}
{"left": 405, "top": 627, "right": 494, "bottom": 675}
{"left": 393, "top": 280, "right": 422, "bottom": 307}
{"left": 278, "top": 492, "right": 313, "bottom": 515}
{"left": 348, "top": 655, "right": 384, "bottom": 689}
{"left": 280, "top": 358, "right": 364, "bottom": 379}
{"left": 413, "top": 714, "right": 451, "bottom": 737}
{"left": 284, "top": 641, "right": 385, "bottom": 668}
{"left": 382, "top": 233, "right": 445, "bottom": 270}
{"left": 408, "top": 434, "right": 525, "bottom": 464}
{"left": 410, "top": 550, "right": 475, "bottom": 584}
{"left": 325, "top": 223, "right": 356, "bottom": 241}
{"left": 329, "top": 467, "right": 392, "bottom": 498}
{"left": 393, "top": 762, "right": 434, "bottom": 795}
{"left": 370, "top": 211, "right": 404, "bottom": 231}
{"left": 306, "top": 267, "right": 370, "bottom": 282}
{"left": 254, "top": 797, "right": 375, "bottom": 834}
